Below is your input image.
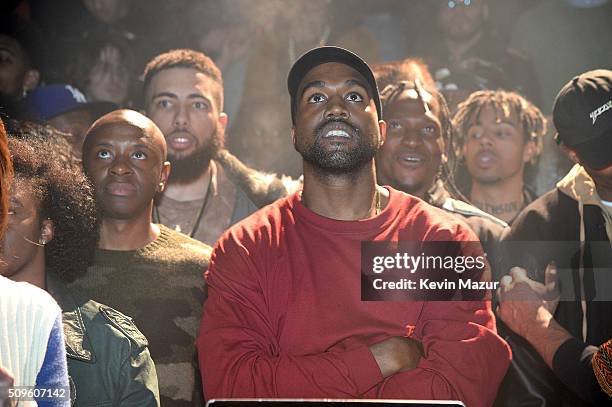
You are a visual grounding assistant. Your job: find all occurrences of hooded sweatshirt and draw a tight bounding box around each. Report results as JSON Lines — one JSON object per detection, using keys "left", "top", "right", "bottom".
{"left": 501, "top": 165, "right": 612, "bottom": 406}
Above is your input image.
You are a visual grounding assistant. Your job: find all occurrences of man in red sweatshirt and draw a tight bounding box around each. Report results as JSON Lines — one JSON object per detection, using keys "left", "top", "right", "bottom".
{"left": 198, "top": 46, "right": 510, "bottom": 407}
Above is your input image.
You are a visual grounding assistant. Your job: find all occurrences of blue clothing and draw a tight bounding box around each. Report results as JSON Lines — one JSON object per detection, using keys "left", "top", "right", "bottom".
{"left": 35, "top": 314, "right": 70, "bottom": 406}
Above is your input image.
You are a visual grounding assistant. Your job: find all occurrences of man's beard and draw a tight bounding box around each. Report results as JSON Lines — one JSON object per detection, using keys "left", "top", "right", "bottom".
{"left": 167, "top": 128, "right": 222, "bottom": 184}
{"left": 295, "top": 119, "right": 378, "bottom": 175}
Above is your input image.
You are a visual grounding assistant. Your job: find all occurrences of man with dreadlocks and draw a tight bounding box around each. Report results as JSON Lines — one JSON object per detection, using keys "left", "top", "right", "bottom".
{"left": 2, "top": 135, "right": 160, "bottom": 405}
{"left": 453, "top": 90, "right": 546, "bottom": 224}
{"left": 373, "top": 59, "right": 507, "bottom": 245}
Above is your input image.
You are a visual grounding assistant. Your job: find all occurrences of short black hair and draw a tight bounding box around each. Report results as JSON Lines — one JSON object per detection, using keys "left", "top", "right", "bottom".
{"left": 0, "top": 119, "right": 11, "bottom": 239}
{"left": 9, "top": 135, "right": 98, "bottom": 282}
{"left": 143, "top": 49, "right": 224, "bottom": 112}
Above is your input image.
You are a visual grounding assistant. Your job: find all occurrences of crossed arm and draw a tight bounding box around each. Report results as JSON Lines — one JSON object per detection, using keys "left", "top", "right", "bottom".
{"left": 198, "top": 240, "right": 510, "bottom": 407}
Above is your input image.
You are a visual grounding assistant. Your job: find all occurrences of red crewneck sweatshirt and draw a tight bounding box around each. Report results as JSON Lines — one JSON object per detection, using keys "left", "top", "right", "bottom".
{"left": 198, "top": 187, "right": 510, "bottom": 407}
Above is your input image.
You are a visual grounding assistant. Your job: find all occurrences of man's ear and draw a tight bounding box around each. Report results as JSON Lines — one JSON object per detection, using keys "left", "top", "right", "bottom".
{"left": 40, "top": 219, "right": 54, "bottom": 245}
{"left": 378, "top": 120, "right": 387, "bottom": 146}
{"left": 522, "top": 139, "right": 537, "bottom": 164}
{"left": 217, "top": 112, "right": 229, "bottom": 140}
{"left": 291, "top": 127, "right": 296, "bottom": 146}
{"left": 22, "top": 69, "right": 40, "bottom": 93}
{"left": 158, "top": 161, "right": 171, "bottom": 192}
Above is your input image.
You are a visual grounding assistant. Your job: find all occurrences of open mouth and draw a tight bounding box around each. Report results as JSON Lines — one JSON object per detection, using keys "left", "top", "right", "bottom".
{"left": 324, "top": 129, "right": 351, "bottom": 139}
{"left": 397, "top": 152, "right": 426, "bottom": 167}
{"left": 317, "top": 121, "right": 357, "bottom": 142}
{"left": 168, "top": 132, "right": 196, "bottom": 151}
{"left": 475, "top": 150, "right": 497, "bottom": 167}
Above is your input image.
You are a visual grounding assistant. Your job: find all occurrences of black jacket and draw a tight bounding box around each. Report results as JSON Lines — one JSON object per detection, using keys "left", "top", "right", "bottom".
{"left": 499, "top": 188, "right": 612, "bottom": 406}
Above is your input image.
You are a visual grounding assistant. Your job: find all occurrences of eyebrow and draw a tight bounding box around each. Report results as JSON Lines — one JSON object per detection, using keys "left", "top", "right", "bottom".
{"left": 0, "top": 45, "right": 16, "bottom": 55}
{"left": 300, "top": 79, "right": 370, "bottom": 98}
{"left": 153, "top": 92, "right": 211, "bottom": 101}
{"left": 300, "top": 80, "right": 325, "bottom": 98}
{"left": 345, "top": 79, "right": 369, "bottom": 91}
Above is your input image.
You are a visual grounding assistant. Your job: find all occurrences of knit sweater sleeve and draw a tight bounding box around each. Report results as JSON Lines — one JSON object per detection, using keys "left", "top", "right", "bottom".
{"left": 198, "top": 234, "right": 382, "bottom": 399}
{"left": 34, "top": 313, "right": 70, "bottom": 406}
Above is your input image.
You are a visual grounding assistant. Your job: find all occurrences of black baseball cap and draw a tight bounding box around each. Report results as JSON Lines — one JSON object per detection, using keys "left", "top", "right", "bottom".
{"left": 287, "top": 46, "right": 382, "bottom": 124}
{"left": 553, "top": 69, "right": 612, "bottom": 169}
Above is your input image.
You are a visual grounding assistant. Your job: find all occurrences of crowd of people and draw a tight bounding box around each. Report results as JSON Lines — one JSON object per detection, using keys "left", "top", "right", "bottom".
{"left": 0, "top": 0, "right": 611, "bottom": 406}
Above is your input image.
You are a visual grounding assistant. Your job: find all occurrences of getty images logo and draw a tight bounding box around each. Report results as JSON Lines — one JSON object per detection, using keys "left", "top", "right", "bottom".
{"left": 590, "top": 99, "right": 612, "bottom": 125}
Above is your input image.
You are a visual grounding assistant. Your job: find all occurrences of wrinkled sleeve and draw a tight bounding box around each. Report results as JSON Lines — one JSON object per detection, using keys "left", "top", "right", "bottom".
{"left": 364, "top": 224, "right": 511, "bottom": 407}
{"left": 118, "top": 343, "right": 160, "bottom": 406}
{"left": 365, "top": 300, "right": 511, "bottom": 407}
{"left": 198, "top": 234, "right": 383, "bottom": 399}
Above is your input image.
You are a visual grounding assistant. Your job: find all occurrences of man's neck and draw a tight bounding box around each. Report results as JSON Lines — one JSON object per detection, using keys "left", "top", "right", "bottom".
{"left": 470, "top": 175, "right": 526, "bottom": 223}
{"left": 377, "top": 174, "right": 429, "bottom": 201}
{"left": 163, "top": 161, "right": 212, "bottom": 202}
{"left": 98, "top": 210, "right": 161, "bottom": 251}
{"left": 596, "top": 184, "right": 612, "bottom": 202}
{"left": 301, "top": 162, "right": 388, "bottom": 221}
{"left": 445, "top": 32, "right": 482, "bottom": 63}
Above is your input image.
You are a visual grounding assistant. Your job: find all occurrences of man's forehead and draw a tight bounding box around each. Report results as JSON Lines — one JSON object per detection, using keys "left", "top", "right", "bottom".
{"left": 299, "top": 62, "right": 372, "bottom": 92}
{"left": 476, "top": 103, "right": 520, "bottom": 126}
{"left": 88, "top": 117, "right": 164, "bottom": 147}
{"left": 149, "top": 68, "right": 217, "bottom": 93}
{"left": 89, "top": 121, "right": 147, "bottom": 141}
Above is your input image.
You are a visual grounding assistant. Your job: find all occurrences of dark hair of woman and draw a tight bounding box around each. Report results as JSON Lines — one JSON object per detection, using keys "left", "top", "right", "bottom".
{"left": 9, "top": 135, "right": 98, "bottom": 281}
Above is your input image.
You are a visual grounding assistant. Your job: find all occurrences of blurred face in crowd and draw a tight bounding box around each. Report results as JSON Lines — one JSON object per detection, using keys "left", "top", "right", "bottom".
{"left": 87, "top": 44, "right": 131, "bottom": 106}
{"left": 293, "top": 62, "right": 384, "bottom": 173}
{"left": 437, "top": 0, "right": 488, "bottom": 42}
{"left": 462, "top": 104, "right": 535, "bottom": 185}
{"left": 377, "top": 86, "right": 445, "bottom": 198}
{"left": 48, "top": 109, "right": 96, "bottom": 159}
{"left": 0, "top": 178, "right": 52, "bottom": 281}
{"left": 83, "top": 112, "right": 170, "bottom": 220}
{"left": 0, "top": 35, "right": 38, "bottom": 102}
{"left": 144, "top": 67, "right": 227, "bottom": 183}
{"left": 239, "top": 104, "right": 291, "bottom": 170}
{"left": 82, "top": 0, "right": 130, "bottom": 23}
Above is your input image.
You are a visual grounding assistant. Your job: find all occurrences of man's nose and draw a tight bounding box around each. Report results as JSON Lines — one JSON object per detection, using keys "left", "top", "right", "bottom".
{"left": 174, "top": 105, "right": 189, "bottom": 128}
{"left": 109, "top": 158, "right": 133, "bottom": 176}
{"left": 473, "top": 130, "right": 493, "bottom": 146}
{"left": 400, "top": 128, "right": 423, "bottom": 148}
{"left": 325, "top": 97, "right": 349, "bottom": 120}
